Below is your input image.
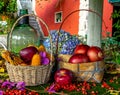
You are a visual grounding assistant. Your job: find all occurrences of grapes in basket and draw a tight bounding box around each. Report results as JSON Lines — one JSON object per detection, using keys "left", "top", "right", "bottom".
{"left": 43, "top": 30, "right": 81, "bottom": 54}
{"left": 1, "top": 45, "right": 54, "bottom": 66}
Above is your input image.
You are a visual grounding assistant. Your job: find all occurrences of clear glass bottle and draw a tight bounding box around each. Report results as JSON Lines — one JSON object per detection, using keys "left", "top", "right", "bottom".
{"left": 7, "top": 9, "right": 40, "bottom": 54}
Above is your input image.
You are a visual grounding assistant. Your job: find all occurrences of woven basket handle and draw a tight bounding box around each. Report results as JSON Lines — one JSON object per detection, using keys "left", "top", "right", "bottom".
{"left": 9, "top": 14, "right": 52, "bottom": 44}
{"left": 9, "top": 14, "right": 53, "bottom": 65}
{"left": 0, "top": 42, "right": 7, "bottom": 50}
{"left": 56, "top": 9, "right": 108, "bottom": 55}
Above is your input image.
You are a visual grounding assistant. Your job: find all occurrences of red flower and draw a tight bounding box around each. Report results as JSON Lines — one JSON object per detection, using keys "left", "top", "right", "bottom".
{"left": 101, "top": 81, "right": 111, "bottom": 89}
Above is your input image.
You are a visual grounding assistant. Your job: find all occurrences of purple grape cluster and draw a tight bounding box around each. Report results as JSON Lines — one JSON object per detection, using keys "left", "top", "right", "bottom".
{"left": 43, "top": 30, "right": 81, "bottom": 54}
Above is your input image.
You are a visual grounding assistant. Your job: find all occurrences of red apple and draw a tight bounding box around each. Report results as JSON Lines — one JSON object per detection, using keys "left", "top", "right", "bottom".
{"left": 68, "top": 54, "right": 89, "bottom": 63}
{"left": 74, "top": 44, "right": 90, "bottom": 55}
{"left": 87, "top": 46, "right": 104, "bottom": 62}
{"left": 54, "top": 68, "right": 73, "bottom": 85}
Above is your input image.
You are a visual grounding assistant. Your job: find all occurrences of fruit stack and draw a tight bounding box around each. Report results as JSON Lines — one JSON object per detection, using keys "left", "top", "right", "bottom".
{"left": 58, "top": 44, "right": 105, "bottom": 83}
{"left": 1, "top": 45, "right": 54, "bottom": 86}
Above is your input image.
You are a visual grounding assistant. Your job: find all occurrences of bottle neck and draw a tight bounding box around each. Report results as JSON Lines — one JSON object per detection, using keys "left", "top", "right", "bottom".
{"left": 18, "top": 16, "right": 29, "bottom": 25}
{"left": 18, "top": 9, "right": 29, "bottom": 25}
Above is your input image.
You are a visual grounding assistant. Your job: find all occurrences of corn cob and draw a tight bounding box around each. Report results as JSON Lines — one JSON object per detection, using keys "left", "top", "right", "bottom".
{"left": 1, "top": 50, "right": 25, "bottom": 65}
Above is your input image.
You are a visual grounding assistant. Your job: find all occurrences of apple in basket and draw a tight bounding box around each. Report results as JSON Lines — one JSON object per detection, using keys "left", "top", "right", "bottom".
{"left": 54, "top": 68, "right": 74, "bottom": 85}
{"left": 19, "top": 46, "right": 38, "bottom": 63}
{"left": 87, "top": 46, "right": 104, "bottom": 62}
{"left": 68, "top": 54, "right": 89, "bottom": 63}
{"left": 74, "top": 44, "right": 90, "bottom": 55}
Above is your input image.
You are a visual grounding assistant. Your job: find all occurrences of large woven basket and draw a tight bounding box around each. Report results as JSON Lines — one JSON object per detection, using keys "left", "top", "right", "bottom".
{"left": 1, "top": 14, "right": 54, "bottom": 86}
{"left": 56, "top": 9, "right": 106, "bottom": 83}
{"left": 58, "top": 54, "right": 105, "bottom": 83}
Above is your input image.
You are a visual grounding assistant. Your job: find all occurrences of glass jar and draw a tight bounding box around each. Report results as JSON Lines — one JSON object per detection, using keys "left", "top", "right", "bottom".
{"left": 7, "top": 9, "right": 40, "bottom": 54}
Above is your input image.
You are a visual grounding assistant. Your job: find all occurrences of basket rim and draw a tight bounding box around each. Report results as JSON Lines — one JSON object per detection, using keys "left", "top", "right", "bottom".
{"left": 5, "top": 61, "right": 54, "bottom": 68}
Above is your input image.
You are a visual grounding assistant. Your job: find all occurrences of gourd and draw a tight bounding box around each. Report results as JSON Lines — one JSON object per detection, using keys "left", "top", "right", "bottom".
{"left": 31, "top": 53, "right": 41, "bottom": 66}
{"left": 38, "top": 44, "right": 46, "bottom": 52}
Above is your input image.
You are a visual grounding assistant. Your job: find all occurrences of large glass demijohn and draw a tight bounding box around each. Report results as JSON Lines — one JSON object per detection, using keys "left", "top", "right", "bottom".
{"left": 7, "top": 9, "right": 40, "bottom": 54}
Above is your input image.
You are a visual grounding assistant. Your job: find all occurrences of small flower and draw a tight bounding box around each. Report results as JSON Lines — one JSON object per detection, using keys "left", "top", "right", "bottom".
{"left": 2, "top": 80, "right": 15, "bottom": 89}
{"left": 109, "top": 79, "right": 114, "bottom": 83}
{"left": 16, "top": 81, "right": 25, "bottom": 90}
{"left": 101, "top": 81, "right": 111, "bottom": 89}
{"left": 47, "top": 83, "right": 56, "bottom": 93}
{"left": 0, "top": 90, "right": 4, "bottom": 95}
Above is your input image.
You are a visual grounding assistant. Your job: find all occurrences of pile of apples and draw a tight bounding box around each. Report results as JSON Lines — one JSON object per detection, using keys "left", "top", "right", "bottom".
{"left": 53, "top": 44, "right": 104, "bottom": 86}
{"left": 69, "top": 44, "right": 104, "bottom": 63}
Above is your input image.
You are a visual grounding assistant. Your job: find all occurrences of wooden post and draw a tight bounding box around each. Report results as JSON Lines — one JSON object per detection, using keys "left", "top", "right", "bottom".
{"left": 79, "top": 0, "right": 103, "bottom": 47}
{"left": 87, "top": 0, "right": 103, "bottom": 47}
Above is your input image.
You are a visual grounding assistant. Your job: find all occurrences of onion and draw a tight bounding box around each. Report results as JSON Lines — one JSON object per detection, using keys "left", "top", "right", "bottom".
{"left": 41, "top": 57, "right": 50, "bottom": 65}
{"left": 19, "top": 46, "right": 38, "bottom": 63}
{"left": 39, "top": 51, "right": 47, "bottom": 58}
{"left": 87, "top": 46, "right": 104, "bottom": 62}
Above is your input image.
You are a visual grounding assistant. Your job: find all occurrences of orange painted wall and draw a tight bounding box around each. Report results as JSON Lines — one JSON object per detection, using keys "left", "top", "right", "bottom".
{"left": 102, "top": 0, "right": 113, "bottom": 37}
{"left": 35, "top": 0, "right": 79, "bottom": 36}
{"left": 35, "top": 0, "right": 113, "bottom": 37}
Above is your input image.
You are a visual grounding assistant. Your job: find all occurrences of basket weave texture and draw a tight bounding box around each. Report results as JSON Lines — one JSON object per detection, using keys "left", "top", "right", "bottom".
{"left": 58, "top": 54, "right": 105, "bottom": 83}
{"left": 4, "top": 14, "right": 54, "bottom": 86}
{"left": 5, "top": 62, "right": 53, "bottom": 86}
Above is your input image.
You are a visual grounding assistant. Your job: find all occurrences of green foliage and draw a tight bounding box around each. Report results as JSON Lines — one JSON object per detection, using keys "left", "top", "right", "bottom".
{"left": 104, "top": 9, "right": 120, "bottom": 64}
{"left": 101, "top": 33, "right": 120, "bottom": 64}
{"left": 112, "top": 10, "right": 120, "bottom": 19}
{"left": 6, "top": 0, "right": 17, "bottom": 13}
{"left": 111, "top": 9, "right": 120, "bottom": 41}
{"left": 0, "top": 17, "right": 15, "bottom": 34}
{"left": 0, "top": 1, "right": 4, "bottom": 11}
{"left": 0, "top": 0, "right": 17, "bottom": 15}
{"left": 0, "top": 0, "right": 17, "bottom": 34}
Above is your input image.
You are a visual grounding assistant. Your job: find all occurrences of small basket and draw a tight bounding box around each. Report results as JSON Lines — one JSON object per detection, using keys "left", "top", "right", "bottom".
{"left": 58, "top": 54, "right": 105, "bottom": 83}
{"left": 56, "top": 9, "right": 106, "bottom": 83}
{"left": 5, "top": 62, "right": 53, "bottom": 86}
{"left": 1, "top": 14, "right": 54, "bottom": 86}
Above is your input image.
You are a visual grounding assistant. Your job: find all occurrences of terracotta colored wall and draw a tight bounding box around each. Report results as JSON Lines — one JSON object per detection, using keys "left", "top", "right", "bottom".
{"left": 35, "top": 0, "right": 79, "bottom": 36}
{"left": 102, "top": 0, "right": 113, "bottom": 37}
{"left": 35, "top": 0, "right": 113, "bottom": 37}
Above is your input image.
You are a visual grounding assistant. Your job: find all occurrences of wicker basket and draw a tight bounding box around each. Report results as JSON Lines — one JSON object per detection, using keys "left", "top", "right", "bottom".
{"left": 58, "top": 54, "right": 105, "bottom": 83}
{"left": 56, "top": 9, "right": 106, "bottom": 83}
{"left": 1, "top": 14, "right": 54, "bottom": 86}
{"left": 5, "top": 62, "right": 53, "bottom": 86}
